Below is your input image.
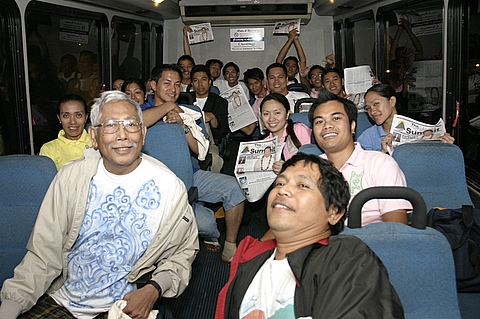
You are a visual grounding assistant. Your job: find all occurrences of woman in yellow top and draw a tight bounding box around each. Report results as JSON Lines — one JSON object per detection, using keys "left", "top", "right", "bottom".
{"left": 40, "top": 94, "right": 92, "bottom": 170}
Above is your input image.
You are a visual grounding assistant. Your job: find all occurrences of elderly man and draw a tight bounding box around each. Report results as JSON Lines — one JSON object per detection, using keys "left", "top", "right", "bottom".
{"left": 0, "top": 91, "right": 198, "bottom": 319}
{"left": 215, "top": 153, "right": 404, "bottom": 318}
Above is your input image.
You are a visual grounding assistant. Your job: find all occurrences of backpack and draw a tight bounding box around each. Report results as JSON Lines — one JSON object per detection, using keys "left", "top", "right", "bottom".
{"left": 427, "top": 205, "right": 480, "bottom": 292}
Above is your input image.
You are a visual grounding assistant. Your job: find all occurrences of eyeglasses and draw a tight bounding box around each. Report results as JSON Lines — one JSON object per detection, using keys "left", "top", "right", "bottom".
{"left": 94, "top": 119, "right": 142, "bottom": 134}
{"left": 310, "top": 73, "right": 323, "bottom": 79}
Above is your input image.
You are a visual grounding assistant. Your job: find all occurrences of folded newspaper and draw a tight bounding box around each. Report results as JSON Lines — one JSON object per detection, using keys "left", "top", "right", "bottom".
{"left": 234, "top": 137, "right": 285, "bottom": 202}
{"left": 273, "top": 19, "right": 301, "bottom": 35}
{"left": 389, "top": 114, "right": 446, "bottom": 154}
{"left": 344, "top": 65, "right": 376, "bottom": 112}
{"left": 220, "top": 84, "right": 257, "bottom": 132}
{"left": 187, "top": 22, "right": 214, "bottom": 45}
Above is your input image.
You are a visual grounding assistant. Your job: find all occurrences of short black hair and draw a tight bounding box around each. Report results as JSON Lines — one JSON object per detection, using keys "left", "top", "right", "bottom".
{"left": 177, "top": 55, "right": 195, "bottom": 66}
{"left": 278, "top": 153, "right": 350, "bottom": 235}
{"left": 121, "top": 78, "right": 146, "bottom": 95}
{"left": 309, "top": 89, "right": 358, "bottom": 127}
{"left": 57, "top": 94, "right": 88, "bottom": 115}
{"left": 223, "top": 62, "right": 240, "bottom": 75}
{"left": 308, "top": 65, "right": 326, "bottom": 79}
{"left": 150, "top": 64, "right": 182, "bottom": 83}
{"left": 321, "top": 68, "right": 344, "bottom": 85}
{"left": 266, "top": 62, "right": 287, "bottom": 78}
{"left": 190, "top": 64, "right": 211, "bottom": 81}
{"left": 243, "top": 67, "right": 265, "bottom": 82}
{"left": 206, "top": 59, "right": 223, "bottom": 70}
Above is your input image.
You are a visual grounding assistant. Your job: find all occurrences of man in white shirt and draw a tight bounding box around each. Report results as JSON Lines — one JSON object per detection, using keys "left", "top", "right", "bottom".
{"left": 266, "top": 63, "right": 309, "bottom": 112}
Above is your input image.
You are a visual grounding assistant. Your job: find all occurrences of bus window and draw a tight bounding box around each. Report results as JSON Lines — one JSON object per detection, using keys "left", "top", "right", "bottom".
{"left": 345, "top": 11, "right": 375, "bottom": 71}
{"left": 152, "top": 24, "right": 164, "bottom": 68}
{"left": 381, "top": 1, "right": 444, "bottom": 123}
{"left": 111, "top": 17, "right": 149, "bottom": 85}
{"left": 0, "top": 0, "right": 28, "bottom": 155}
{"left": 462, "top": 0, "right": 480, "bottom": 182}
{"left": 25, "top": 2, "right": 106, "bottom": 153}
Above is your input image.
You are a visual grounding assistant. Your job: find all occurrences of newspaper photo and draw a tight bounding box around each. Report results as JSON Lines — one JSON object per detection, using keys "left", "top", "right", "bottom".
{"left": 187, "top": 22, "right": 214, "bottom": 45}
{"left": 220, "top": 84, "right": 257, "bottom": 132}
{"left": 407, "top": 60, "right": 442, "bottom": 113}
{"left": 389, "top": 114, "right": 446, "bottom": 154}
{"left": 234, "top": 137, "right": 285, "bottom": 202}
{"left": 344, "top": 65, "right": 376, "bottom": 111}
{"left": 273, "top": 19, "right": 301, "bottom": 35}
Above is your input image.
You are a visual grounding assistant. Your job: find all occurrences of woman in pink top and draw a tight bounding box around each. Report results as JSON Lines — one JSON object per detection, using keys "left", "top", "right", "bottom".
{"left": 260, "top": 93, "right": 312, "bottom": 174}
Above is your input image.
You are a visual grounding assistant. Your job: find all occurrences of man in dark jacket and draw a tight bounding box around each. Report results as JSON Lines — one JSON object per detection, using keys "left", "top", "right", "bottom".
{"left": 188, "top": 64, "right": 229, "bottom": 146}
{"left": 215, "top": 153, "right": 404, "bottom": 319}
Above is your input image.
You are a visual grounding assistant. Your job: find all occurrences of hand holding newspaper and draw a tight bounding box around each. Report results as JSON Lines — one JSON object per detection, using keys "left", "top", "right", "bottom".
{"left": 388, "top": 114, "right": 447, "bottom": 154}
{"left": 234, "top": 137, "right": 285, "bottom": 202}
{"left": 343, "top": 65, "right": 376, "bottom": 111}
{"left": 273, "top": 19, "right": 301, "bottom": 35}
{"left": 187, "top": 22, "right": 214, "bottom": 45}
{"left": 220, "top": 84, "right": 257, "bottom": 132}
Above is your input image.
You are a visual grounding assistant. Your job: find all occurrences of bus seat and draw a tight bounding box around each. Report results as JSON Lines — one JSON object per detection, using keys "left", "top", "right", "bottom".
{"left": 392, "top": 142, "right": 474, "bottom": 210}
{"left": 344, "top": 186, "right": 462, "bottom": 319}
{"left": 298, "top": 143, "right": 324, "bottom": 156}
{"left": 287, "top": 83, "right": 309, "bottom": 94}
{"left": 210, "top": 86, "right": 220, "bottom": 95}
{"left": 142, "top": 122, "right": 197, "bottom": 203}
{"left": 294, "top": 97, "right": 317, "bottom": 113}
{"left": 355, "top": 112, "right": 375, "bottom": 139}
{"left": 178, "top": 92, "right": 194, "bottom": 105}
{"left": 290, "top": 112, "right": 311, "bottom": 128}
{"left": 0, "top": 155, "right": 57, "bottom": 286}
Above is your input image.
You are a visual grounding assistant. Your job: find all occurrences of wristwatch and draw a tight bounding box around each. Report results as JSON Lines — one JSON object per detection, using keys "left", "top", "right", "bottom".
{"left": 147, "top": 279, "right": 162, "bottom": 297}
{"left": 183, "top": 126, "right": 191, "bottom": 134}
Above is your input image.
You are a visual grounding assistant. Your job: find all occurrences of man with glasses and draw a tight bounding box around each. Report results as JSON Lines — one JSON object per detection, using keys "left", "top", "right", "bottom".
{"left": 308, "top": 65, "right": 326, "bottom": 98}
{"left": 0, "top": 91, "right": 198, "bottom": 319}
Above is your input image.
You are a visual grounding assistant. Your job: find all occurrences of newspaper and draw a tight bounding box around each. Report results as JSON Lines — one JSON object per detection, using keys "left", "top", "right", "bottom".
{"left": 344, "top": 65, "right": 376, "bottom": 111}
{"left": 407, "top": 60, "right": 442, "bottom": 113}
{"left": 273, "top": 19, "right": 301, "bottom": 35}
{"left": 187, "top": 22, "right": 214, "bottom": 45}
{"left": 389, "top": 114, "right": 446, "bottom": 154}
{"left": 220, "top": 84, "right": 257, "bottom": 132}
{"left": 234, "top": 137, "right": 285, "bottom": 202}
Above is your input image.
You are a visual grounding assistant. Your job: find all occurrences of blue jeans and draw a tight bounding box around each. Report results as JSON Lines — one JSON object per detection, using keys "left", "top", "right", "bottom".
{"left": 193, "top": 169, "right": 245, "bottom": 238}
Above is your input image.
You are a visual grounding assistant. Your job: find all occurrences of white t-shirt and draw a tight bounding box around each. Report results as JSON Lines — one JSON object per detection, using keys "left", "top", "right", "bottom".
{"left": 239, "top": 250, "right": 296, "bottom": 319}
{"left": 51, "top": 157, "right": 182, "bottom": 318}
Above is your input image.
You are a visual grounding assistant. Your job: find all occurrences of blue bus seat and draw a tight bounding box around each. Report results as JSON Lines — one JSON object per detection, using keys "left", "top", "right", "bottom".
{"left": 142, "top": 122, "right": 194, "bottom": 193}
{"left": 355, "top": 111, "right": 375, "bottom": 139}
{"left": 294, "top": 97, "right": 317, "bottom": 113}
{"left": 344, "top": 187, "right": 461, "bottom": 319}
{"left": 0, "top": 155, "right": 57, "bottom": 286}
{"left": 289, "top": 112, "right": 311, "bottom": 128}
{"left": 392, "top": 142, "right": 474, "bottom": 210}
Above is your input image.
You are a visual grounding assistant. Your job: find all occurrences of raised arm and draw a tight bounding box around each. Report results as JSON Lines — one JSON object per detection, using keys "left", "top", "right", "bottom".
{"left": 402, "top": 19, "right": 423, "bottom": 61}
{"left": 276, "top": 28, "right": 297, "bottom": 64}
{"left": 183, "top": 25, "right": 192, "bottom": 57}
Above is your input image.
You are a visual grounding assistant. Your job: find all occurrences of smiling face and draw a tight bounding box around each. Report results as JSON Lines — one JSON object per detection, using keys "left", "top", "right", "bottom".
{"left": 124, "top": 82, "right": 146, "bottom": 105}
{"left": 261, "top": 99, "right": 289, "bottom": 136}
{"left": 284, "top": 58, "right": 298, "bottom": 78}
{"left": 312, "top": 100, "right": 355, "bottom": 155}
{"left": 178, "top": 59, "right": 193, "bottom": 83}
{"left": 267, "top": 160, "right": 340, "bottom": 238}
{"left": 323, "top": 71, "right": 344, "bottom": 96}
{"left": 267, "top": 67, "right": 288, "bottom": 95}
{"left": 364, "top": 91, "right": 397, "bottom": 126}
{"left": 309, "top": 67, "right": 324, "bottom": 90}
{"left": 209, "top": 62, "right": 222, "bottom": 80}
{"left": 153, "top": 70, "right": 181, "bottom": 104}
{"left": 57, "top": 101, "right": 88, "bottom": 140}
{"left": 223, "top": 66, "right": 239, "bottom": 87}
{"left": 89, "top": 100, "right": 146, "bottom": 175}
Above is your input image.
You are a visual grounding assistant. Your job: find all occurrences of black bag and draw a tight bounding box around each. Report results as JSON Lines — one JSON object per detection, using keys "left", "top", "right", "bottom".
{"left": 427, "top": 205, "right": 480, "bottom": 292}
